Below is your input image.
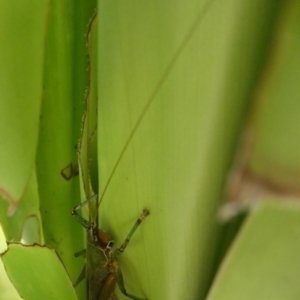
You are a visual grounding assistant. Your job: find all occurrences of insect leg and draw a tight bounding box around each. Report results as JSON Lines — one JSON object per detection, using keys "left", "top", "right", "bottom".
{"left": 116, "top": 209, "right": 149, "bottom": 255}
{"left": 73, "top": 264, "right": 86, "bottom": 287}
{"left": 74, "top": 248, "right": 86, "bottom": 258}
{"left": 116, "top": 268, "right": 147, "bottom": 300}
{"left": 71, "top": 194, "right": 98, "bottom": 229}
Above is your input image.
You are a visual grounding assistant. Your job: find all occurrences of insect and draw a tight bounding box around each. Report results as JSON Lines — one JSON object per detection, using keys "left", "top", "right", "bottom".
{"left": 72, "top": 198, "right": 149, "bottom": 300}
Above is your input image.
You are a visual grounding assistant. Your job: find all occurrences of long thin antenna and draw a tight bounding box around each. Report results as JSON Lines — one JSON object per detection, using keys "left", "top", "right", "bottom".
{"left": 98, "top": 0, "right": 216, "bottom": 209}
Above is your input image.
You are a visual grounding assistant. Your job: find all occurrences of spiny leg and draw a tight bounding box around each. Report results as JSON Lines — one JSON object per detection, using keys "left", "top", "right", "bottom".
{"left": 73, "top": 264, "right": 86, "bottom": 287}
{"left": 116, "top": 209, "right": 150, "bottom": 255}
{"left": 72, "top": 196, "right": 96, "bottom": 288}
{"left": 71, "top": 194, "right": 98, "bottom": 229}
{"left": 117, "top": 267, "right": 147, "bottom": 300}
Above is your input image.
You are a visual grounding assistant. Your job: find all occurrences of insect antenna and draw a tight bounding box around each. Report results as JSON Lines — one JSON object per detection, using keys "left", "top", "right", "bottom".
{"left": 97, "top": 0, "right": 217, "bottom": 211}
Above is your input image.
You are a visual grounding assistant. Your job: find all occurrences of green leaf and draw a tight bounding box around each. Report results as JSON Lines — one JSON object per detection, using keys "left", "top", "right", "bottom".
{"left": 78, "top": 11, "right": 98, "bottom": 217}
{"left": 36, "top": 1, "right": 97, "bottom": 289}
{"left": 248, "top": 0, "right": 300, "bottom": 189}
{"left": 0, "top": 0, "right": 49, "bottom": 208}
{"left": 1, "top": 243, "right": 78, "bottom": 300}
{"left": 0, "top": 225, "right": 21, "bottom": 300}
{"left": 0, "top": 171, "right": 42, "bottom": 244}
{"left": 96, "top": 0, "right": 282, "bottom": 299}
{"left": 207, "top": 200, "right": 300, "bottom": 300}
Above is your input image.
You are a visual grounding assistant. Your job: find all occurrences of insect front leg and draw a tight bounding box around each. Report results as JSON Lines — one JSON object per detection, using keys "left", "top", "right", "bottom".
{"left": 71, "top": 194, "right": 98, "bottom": 229}
{"left": 72, "top": 195, "right": 97, "bottom": 287}
{"left": 115, "top": 209, "right": 150, "bottom": 255}
{"left": 114, "top": 210, "right": 149, "bottom": 300}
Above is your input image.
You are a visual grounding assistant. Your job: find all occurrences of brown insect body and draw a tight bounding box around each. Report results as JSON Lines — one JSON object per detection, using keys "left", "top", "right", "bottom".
{"left": 72, "top": 203, "right": 149, "bottom": 300}
{"left": 86, "top": 225, "right": 118, "bottom": 299}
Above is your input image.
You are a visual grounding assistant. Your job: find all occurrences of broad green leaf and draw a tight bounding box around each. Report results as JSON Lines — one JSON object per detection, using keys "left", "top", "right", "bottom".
{"left": 0, "top": 224, "right": 7, "bottom": 254}
{"left": 36, "top": 1, "right": 97, "bottom": 290}
{"left": 1, "top": 243, "right": 78, "bottom": 300}
{"left": 248, "top": 0, "right": 300, "bottom": 189}
{"left": 78, "top": 12, "right": 98, "bottom": 219}
{"left": 0, "top": 0, "right": 49, "bottom": 208}
{"left": 97, "top": 0, "right": 282, "bottom": 299}
{"left": 0, "top": 171, "right": 42, "bottom": 244}
{"left": 207, "top": 200, "right": 300, "bottom": 300}
{"left": 0, "top": 225, "right": 21, "bottom": 300}
{"left": 0, "top": 260, "right": 21, "bottom": 300}
{"left": 210, "top": 1, "right": 300, "bottom": 297}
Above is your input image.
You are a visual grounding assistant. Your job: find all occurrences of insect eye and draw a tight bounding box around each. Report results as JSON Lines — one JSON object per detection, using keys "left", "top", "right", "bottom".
{"left": 107, "top": 240, "right": 114, "bottom": 249}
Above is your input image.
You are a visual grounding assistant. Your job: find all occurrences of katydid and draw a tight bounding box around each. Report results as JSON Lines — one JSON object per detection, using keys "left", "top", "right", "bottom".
{"left": 72, "top": 198, "right": 149, "bottom": 300}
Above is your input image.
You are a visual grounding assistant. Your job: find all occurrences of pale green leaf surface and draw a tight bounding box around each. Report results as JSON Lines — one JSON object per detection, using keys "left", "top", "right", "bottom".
{"left": 1, "top": 243, "right": 78, "bottom": 300}
{"left": 0, "top": 1, "right": 96, "bottom": 299}
{"left": 207, "top": 200, "right": 300, "bottom": 300}
{"left": 0, "top": 171, "right": 42, "bottom": 244}
{"left": 78, "top": 11, "right": 98, "bottom": 212}
{"left": 0, "top": 224, "right": 7, "bottom": 254}
{"left": 0, "top": 225, "right": 22, "bottom": 300}
{"left": 20, "top": 216, "right": 42, "bottom": 245}
{"left": 0, "top": 260, "right": 21, "bottom": 300}
{"left": 0, "top": 0, "right": 49, "bottom": 204}
{"left": 97, "top": 0, "right": 282, "bottom": 299}
{"left": 36, "top": 1, "right": 96, "bottom": 289}
{"left": 249, "top": 0, "right": 300, "bottom": 190}
{"left": 86, "top": 12, "right": 99, "bottom": 196}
